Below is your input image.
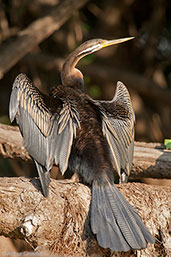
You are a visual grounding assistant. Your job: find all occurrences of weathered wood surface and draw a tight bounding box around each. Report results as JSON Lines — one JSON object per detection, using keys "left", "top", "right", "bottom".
{"left": 131, "top": 142, "right": 171, "bottom": 179}
{"left": 0, "top": 124, "right": 170, "bottom": 179}
{"left": 0, "top": 0, "right": 89, "bottom": 79}
{"left": 0, "top": 177, "right": 170, "bottom": 257}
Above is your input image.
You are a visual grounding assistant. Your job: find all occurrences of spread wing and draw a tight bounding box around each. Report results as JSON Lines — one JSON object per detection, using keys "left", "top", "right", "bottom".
{"left": 98, "top": 81, "right": 135, "bottom": 178}
{"left": 9, "top": 73, "right": 80, "bottom": 196}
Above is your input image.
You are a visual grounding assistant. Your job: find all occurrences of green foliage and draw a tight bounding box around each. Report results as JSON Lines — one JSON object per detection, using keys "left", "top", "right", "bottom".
{"left": 79, "top": 54, "right": 96, "bottom": 65}
{"left": 164, "top": 139, "right": 171, "bottom": 150}
{"left": 0, "top": 115, "right": 10, "bottom": 125}
{"left": 82, "top": 23, "right": 90, "bottom": 32}
{"left": 88, "top": 84, "right": 101, "bottom": 98}
{"left": 84, "top": 75, "right": 90, "bottom": 84}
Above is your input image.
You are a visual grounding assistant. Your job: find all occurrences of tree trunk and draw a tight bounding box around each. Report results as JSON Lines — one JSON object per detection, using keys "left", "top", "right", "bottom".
{"left": 0, "top": 124, "right": 170, "bottom": 179}
{"left": 0, "top": 177, "right": 170, "bottom": 257}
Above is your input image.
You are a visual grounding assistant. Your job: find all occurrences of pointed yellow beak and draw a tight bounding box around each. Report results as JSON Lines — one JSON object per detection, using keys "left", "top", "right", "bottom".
{"left": 101, "top": 37, "right": 134, "bottom": 48}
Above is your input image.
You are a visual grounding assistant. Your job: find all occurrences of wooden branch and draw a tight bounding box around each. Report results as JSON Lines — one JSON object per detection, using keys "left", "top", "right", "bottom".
{"left": 131, "top": 142, "right": 171, "bottom": 179}
{"left": 0, "top": 0, "right": 89, "bottom": 79}
{"left": 0, "top": 124, "right": 170, "bottom": 179}
{"left": 0, "top": 177, "right": 170, "bottom": 256}
{"left": 0, "top": 124, "right": 30, "bottom": 161}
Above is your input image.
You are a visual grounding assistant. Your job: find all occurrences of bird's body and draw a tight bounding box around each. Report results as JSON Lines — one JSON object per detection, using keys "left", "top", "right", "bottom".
{"left": 52, "top": 85, "right": 112, "bottom": 184}
{"left": 9, "top": 37, "right": 154, "bottom": 251}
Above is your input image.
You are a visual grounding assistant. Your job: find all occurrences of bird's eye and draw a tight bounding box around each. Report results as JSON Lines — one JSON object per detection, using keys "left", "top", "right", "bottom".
{"left": 98, "top": 39, "right": 104, "bottom": 44}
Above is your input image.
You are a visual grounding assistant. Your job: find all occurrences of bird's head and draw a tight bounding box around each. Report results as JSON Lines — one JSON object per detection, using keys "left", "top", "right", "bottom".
{"left": 61, "top": 37, "right": 134, "bottom": 90}
{"left": 76, "top": 37, "right": 134, "bottom": 57}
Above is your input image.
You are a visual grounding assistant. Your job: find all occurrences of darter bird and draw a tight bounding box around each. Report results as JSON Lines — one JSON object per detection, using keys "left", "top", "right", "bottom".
{"left": 9, "top": 37, "right": 154, "bottom": 251}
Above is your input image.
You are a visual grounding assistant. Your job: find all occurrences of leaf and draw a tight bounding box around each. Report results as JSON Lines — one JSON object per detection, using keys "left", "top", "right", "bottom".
{"left": 164, "top": 139, "right": 171, "bottom": 150}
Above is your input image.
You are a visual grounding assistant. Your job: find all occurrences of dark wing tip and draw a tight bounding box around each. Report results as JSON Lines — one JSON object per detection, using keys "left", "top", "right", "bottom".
{"left": 116, "top": 80, "right": 130, "bottom": 98}
{"left": 42, "top": 183, "right": 49, "bottom": 198}
{"left": 35, "top": 161, "right": 50, "bottom": 197}
{"left": 12, "top": 73, "right": 29, "bottom": 87}
{"left": 15, "top": 72, "right": 28, "bottom": 80}
{"left": 113, "top": 80, "right": 133, "bottom": 116}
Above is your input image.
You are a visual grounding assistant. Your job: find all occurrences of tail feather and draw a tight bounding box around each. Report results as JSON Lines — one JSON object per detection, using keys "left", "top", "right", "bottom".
{"left": 105, "top": 183, "right": 146, "bottom": 248}
{"left": 91, "top": 177, "right": 154, "bottom": 251}
{"left": 92, "top": 183, "right": 130, "bottom": 251}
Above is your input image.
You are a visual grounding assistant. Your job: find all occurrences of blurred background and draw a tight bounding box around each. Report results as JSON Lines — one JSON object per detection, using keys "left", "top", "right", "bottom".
{"left": 0, "top": 0, "right": 171, "bottom": 254}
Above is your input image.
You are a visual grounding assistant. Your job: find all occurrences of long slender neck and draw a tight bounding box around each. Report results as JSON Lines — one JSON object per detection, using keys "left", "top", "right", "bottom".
{"left": 61, "top": 48, "right": 85, "bottom": 90}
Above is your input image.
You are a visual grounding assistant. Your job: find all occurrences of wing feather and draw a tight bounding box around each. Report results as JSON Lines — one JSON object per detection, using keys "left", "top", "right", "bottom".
{"left": 99, "top": 81, "right": 135, "bottom": 177}
{"left": 55, "top": 102, "right": 80, "bottom": 175}
{"left": 9, "top": 73, "right": 80, "bottom": 195}
{"left": 9, "top": 73, "right": 53, "bottom": 137}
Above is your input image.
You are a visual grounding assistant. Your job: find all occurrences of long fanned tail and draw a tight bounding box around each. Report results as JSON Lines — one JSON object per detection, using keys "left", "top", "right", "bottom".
{"left": 91, "top": 176, "right": 154, "bottom": 252}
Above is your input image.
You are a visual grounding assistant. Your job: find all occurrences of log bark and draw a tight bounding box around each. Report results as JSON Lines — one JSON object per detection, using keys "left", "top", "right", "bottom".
{"left": 0, "top": 124, "right": 170, "bottom": 179}
{"left": 0, "top": 0, "right": 89, "bottom": 79}
{"left": 131, "top": 142, "right": 171, "bottom": 179}
{"left": 0, "top": 124, "right": 30, "bottom": 161}
{"left": 0, "top": 177, "right": 170, "bottom": 257}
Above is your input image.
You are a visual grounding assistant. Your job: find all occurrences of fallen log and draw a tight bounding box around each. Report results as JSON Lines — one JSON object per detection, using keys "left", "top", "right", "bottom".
{"left": 0, "top": 177, "right": 170, "bottom": 256}
{"left": 0, "top": 124, "right": 170, "bottom": 179}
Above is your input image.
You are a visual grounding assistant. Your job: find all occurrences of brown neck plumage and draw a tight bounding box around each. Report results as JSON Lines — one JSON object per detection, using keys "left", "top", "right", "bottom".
{"left": 61, "top": 48, "right": 84, "bottom": 91}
